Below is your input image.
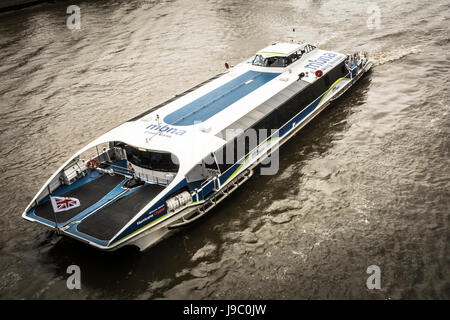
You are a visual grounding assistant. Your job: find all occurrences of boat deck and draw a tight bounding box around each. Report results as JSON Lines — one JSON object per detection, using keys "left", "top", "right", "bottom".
{"left": 164, "top": 70, "right": 280, "bottom": 126}
{"left": 76, "top": 183, "right": 165, "bottom": 241}
{"left": 34, "top": 174, "right": 124, "bottom": 224}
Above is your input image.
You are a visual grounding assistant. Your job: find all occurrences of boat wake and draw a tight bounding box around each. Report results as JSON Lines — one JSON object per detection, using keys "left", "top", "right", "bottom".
{"left": 370, "top": 45, "right": 422, "bottom": 66}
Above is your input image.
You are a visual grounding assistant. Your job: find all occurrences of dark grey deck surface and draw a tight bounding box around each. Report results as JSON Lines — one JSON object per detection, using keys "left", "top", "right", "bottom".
{"left": 76, "top": 183, "right": 165, "bottom": 241}
{"left": 34, "top": 174, "right": 124, "bottom": 223}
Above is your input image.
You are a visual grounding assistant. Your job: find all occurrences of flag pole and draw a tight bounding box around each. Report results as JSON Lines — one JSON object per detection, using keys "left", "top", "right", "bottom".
{"left": 47, "top": 184, "right": 60, "bottom": 235}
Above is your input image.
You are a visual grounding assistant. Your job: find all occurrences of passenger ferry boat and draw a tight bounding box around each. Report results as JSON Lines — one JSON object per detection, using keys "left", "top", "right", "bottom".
{"left": 22, "top": 42, "right": 372, "bottom": 251}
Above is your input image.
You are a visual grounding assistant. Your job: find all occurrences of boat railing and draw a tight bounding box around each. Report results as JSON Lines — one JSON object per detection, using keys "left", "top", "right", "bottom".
{"left": 303, "top": 44, "right": 316, "bottom": 53}
{"left": 138, "top": 172, "right": 172, "bottom": 186}
{"left": 101, "top": 162, "right": 131, "bottom": 176}
{"left": 100, "top": 162, "right": 174, "bottom": 186}
{"left": 346, "top": 52, "right": 367, "bottom": 79}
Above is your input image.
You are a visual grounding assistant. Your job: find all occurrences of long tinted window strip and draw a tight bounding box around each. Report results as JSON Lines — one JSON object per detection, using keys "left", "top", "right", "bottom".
{"left": 123, "top": 144, "right": 180, "bottom": 172}
{"left": 340, "top": 61, "right": 348, "bottom": 78}
{"left": 216, "top": 63, "right": 346, "bottom": 174}
{"left": 250, "top": 65, "right": 337, "bottom": 133}
{"left": 204, "top": 153, "right": 219, "bottom": 170}
{"left": 217, "top": 139, "right": 237, "bottom": 173}
{"left": 215, "top": 148, "right": 227, "bottom": 173}
{"left": 232, "top": 137, "right": 238, "bottom": 164}
{"left": 328, "top": 61, "right": 347, "bottom": 82}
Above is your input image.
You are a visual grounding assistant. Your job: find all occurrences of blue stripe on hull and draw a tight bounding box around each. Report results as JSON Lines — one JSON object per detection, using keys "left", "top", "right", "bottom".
{"left": 164, "top": 71, "right": 280, "bottom": 126}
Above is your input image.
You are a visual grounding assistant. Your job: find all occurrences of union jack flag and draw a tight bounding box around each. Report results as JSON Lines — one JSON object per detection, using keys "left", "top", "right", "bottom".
{"left": 50, "top": 196, "right": 81, "bottom": 213}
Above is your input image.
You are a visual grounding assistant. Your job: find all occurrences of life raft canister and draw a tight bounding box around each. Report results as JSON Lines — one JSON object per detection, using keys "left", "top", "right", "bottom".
{"left": 86, "top": 159, "right": 99, "bottom": 170}
{"left": 315, "top": 70, "right": 323, "bottom": 77}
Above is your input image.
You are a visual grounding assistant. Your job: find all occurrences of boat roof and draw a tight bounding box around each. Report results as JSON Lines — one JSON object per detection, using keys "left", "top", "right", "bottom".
{"left": 256, "top": 42, "right": 304, "bottom": 57}
{"left": 90, "top": 44, "right": 346, "bottom": 174}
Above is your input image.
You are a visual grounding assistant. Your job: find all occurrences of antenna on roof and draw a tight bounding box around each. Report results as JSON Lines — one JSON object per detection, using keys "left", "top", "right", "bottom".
{"left": 288, "top": 27, "right": 296, "bottom": 43}
{"left": 156, "top": 114, "right": 161, "bottom": 134}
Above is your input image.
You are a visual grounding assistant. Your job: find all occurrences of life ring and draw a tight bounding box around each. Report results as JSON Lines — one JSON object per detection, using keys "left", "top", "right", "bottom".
{"left": 86, "top": 159, "right": 99, "bottom": 170}
{"left": 315, "top": 70, "right": 323, "bottom": 77}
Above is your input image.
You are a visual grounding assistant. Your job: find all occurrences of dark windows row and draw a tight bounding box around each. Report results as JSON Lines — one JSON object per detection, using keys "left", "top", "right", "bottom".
{"left": 123, "top": 145, "right": 179, "bottom": 172}
{"left": 214, "top": 61, "right": 347, "bottom": 173}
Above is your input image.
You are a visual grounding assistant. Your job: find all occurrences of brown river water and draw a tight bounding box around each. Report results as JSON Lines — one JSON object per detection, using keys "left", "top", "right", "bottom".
{"left": 0, "top": 0, "right": 449, "bottom": 299}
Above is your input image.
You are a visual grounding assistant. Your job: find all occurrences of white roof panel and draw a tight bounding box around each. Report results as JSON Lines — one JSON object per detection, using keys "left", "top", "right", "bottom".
{"left": 256, "top": 42, "right": 303, "bottom": 57}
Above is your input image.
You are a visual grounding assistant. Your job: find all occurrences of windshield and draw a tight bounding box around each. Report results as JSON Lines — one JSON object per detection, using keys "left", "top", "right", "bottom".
{"left": 124, "top": 145, "right": 179, "bottom": 173}
{"left": 252, "top": 54, "right": 287, "bottom": 67}
{"left": 252, "top": 54, "right": 266, "bottom": 66}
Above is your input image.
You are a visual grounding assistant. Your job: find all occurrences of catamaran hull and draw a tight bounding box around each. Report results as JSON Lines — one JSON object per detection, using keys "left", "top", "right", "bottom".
{"left": 118, "top": 62, "right": 373, "bottom": 252}
{"left": 22, "top": 42, "right": 372, "bottom": 253}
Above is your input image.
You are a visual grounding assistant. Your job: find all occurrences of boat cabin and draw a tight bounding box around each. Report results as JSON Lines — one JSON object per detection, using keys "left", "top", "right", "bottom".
{"left": 252, "top": 42, "right": 315, "bottom": 68}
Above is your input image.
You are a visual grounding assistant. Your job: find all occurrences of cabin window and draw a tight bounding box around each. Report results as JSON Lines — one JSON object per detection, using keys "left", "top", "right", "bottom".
{"left": 266, "top": 56, "right": 287, "bottom": 67}
{"left": 342, "top": 62, "right": 348, "bottom": 77}
{"left": 287, "top": 51, "right": 302, "bottom": 64}
{"left": 214, "top": 143, "right": 234, "bottom": 173}
{"left": 252, "top": 55, "right": 288, "bottom": 68}
{"left": 204, "top": 153, "right": 219, "bottom": 171}
{"left": 124, "top": 145, "right": 179, "bottom": 172}
{"left": 252, "top": 50, "right": 304, "bottom": 68}
{"left": 325, "top": 76, "right": 331, "bottom": 89}
{"left": 252, "top": 54, "right": 266, "bottom": 66}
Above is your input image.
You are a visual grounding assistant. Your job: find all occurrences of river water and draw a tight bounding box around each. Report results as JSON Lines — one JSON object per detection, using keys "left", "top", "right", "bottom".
{"left": 0, "top": 0, "right": 449, "bottom": 299}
